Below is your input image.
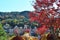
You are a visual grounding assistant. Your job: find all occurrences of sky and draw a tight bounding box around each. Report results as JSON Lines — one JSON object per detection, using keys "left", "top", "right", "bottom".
{"left": 0, "top": 0, "right": 35, "bottom": 12}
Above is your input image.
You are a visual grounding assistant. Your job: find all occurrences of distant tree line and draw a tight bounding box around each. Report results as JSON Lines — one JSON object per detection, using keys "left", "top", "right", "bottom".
{"left": 0, "top": 11, "right": 30, "bottom": 20}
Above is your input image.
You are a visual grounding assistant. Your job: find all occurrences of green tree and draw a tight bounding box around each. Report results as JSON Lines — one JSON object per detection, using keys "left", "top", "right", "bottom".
{"left": 0, "top": 23, "right": 8, "bottom": 40}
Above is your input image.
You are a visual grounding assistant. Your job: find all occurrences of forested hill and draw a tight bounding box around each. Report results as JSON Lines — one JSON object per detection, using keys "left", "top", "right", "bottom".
{"left": 0, "top": 11, "right": 30, "bottom": 20}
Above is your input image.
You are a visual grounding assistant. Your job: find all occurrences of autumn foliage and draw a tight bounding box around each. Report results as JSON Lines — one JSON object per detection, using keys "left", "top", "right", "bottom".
{"left": 29, "top": 0, "right": 60, "bottom": 34}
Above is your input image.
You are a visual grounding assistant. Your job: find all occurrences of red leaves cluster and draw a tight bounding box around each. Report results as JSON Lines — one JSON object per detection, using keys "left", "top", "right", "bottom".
{"left": 29, "top": 0, "right": 60, "bottom": 34}
{"left": 29, "top": 10, "right": 60, "bottom": 28}
{"left": 36, "top": 0, "right": 56, "bottom": 6}
{"left": 37, "top": 25, "right": 48, "bottom": 34}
